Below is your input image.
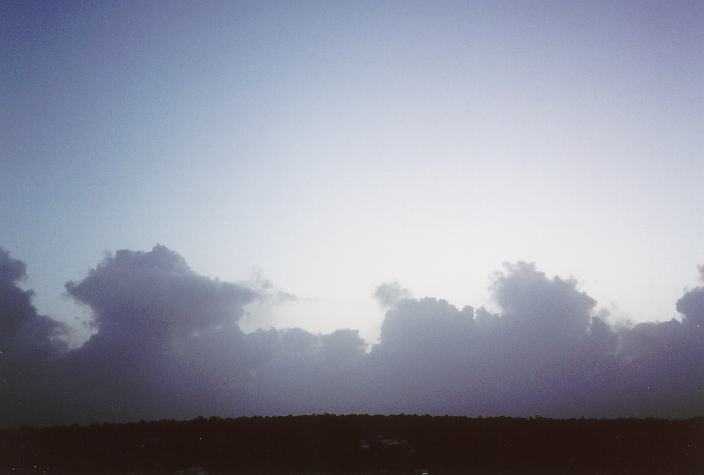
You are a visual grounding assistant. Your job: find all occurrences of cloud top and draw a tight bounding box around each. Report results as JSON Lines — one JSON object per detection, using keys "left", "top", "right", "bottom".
{"left": 66, "top": 245, "right": 257, "bottom": 339}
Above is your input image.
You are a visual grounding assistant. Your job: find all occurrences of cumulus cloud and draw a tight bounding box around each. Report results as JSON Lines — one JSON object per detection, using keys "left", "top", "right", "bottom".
{"left": 0, "top": 249, "right": 66, "bottom": 352}
{"left": 373, "top": 281, "right": 411, "bottom": 307}
{"left": 677, "top": 287, "right": 704, "bottom": 328}
{"left": 58, "top": 245, "right": 263, "bottom": 423}
{"left": 1, "top": 246, "right": 702, "bottom": 427}
{"left": 65, "top": 245, "right": 257, "bottom": 341}
{"left": 0, "top": 248, "right": 67, "bottom": 427}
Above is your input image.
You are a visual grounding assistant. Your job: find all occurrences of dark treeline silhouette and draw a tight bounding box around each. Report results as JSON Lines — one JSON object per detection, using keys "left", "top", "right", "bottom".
{"left": 1, "top": 414, "right": 702, "bottom": 473}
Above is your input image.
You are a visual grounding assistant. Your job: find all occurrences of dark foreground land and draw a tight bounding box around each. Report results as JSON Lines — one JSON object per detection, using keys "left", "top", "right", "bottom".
{"left": 1, "top": 415, "right": 703, "bottom": 473}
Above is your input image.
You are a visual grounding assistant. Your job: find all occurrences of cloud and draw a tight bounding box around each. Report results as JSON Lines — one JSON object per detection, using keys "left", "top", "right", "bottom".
{"left": 369, "top": 263, "right": 702, "bottom": 417}
{"left": 248, "top": 270, "right": 298, "bottom": 305}
{"left": 492, "top": 261, "right": 595, "bottom": 335}
{"left": 56, "top": 245, "right": 261, "bottom": 423}
{"left": 373, "top": 281, "right": 411, "bottom": 307}
{"left": 242, "top": 327, "right": 368, "bottom": 414}
{"left": 1, "top": 246, "right": 703, "bottom": 427}
{"left": 0, "top": 249, "right": 66, "bottom": 351}
{"left": 366, "top": 263, "right": 611, "bottom": 416}
{"left": 65, "top": 245, "right": 257, "bottom": 341}
{"left": 677, "top": 287, "right": 704, "bottom": 327}
{"left": 0, "top": 248, "right": 67, "bottom": 427}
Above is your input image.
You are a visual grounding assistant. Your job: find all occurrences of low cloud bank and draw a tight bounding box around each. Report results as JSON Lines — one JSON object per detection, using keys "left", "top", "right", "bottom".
{"left": 1, "top": 245, "right": 702, "bottom": 427}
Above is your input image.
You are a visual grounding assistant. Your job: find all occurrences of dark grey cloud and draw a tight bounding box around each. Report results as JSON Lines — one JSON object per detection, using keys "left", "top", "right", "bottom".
{"left": 366, "top": 263, "right": 610, "bottom": 416}
{"left": 57, "top": 245, "right": 260, "bottom": 424}
{"left": 0, "top": 248, "right": 67, "bottom": 427}
{"left": 0, "top": 249, "right": 66, "bottom": 351}
{"left": 242, "top": 327, "right": 368, "bottom": 414}
{"left": 65, "top": 245, "right": 257, "bottom": 342}
{"left": 366, "top": 263, "right": 703, "bottom": 418}
{"left": 1, "top": 247, "right": 702, "bottom": 427}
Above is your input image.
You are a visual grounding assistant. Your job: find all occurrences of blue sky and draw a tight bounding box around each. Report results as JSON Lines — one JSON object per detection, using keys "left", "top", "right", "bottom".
{"left": 2, "top": 0, "right": 703, "bottom": 344}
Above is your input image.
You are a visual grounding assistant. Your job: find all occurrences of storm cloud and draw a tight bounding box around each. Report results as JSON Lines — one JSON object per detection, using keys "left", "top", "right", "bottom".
{"left": 1, "top": 246, "right": 702, "bottom": 427}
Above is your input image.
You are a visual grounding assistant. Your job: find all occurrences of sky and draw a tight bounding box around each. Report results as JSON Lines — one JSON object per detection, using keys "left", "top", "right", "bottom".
{"left": 2, "top": 1, "right": 703, "bottom": 344}
{"left": 1, "top": 1, "right": 703, "bottom": 424}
